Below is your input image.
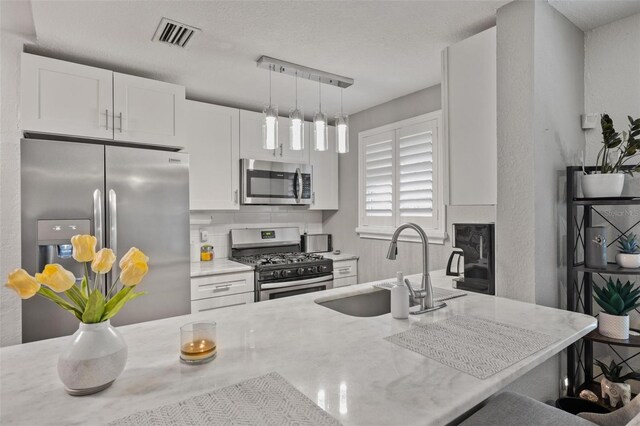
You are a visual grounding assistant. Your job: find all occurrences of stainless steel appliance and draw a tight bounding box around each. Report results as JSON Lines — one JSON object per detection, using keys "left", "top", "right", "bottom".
{"left": 446, "top": 223, "right": 495, "bottom": 295}
{"left": 301, "top": 233, "right": 332, "bottom": 253}
{"left": 21, "top": 138, "right": 191, "bottom": 342}
{"left": 241, "top": 159, "right": 312, "bottom": 205}
{"left": 230, "top": 227, "right": 333, "bottom": 301}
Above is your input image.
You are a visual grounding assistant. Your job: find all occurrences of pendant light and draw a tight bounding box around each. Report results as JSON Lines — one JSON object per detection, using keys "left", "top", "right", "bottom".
{"left": 262, "top": 66, "right": 278, "bottom": 150}
{"left": 335, "top": 88, "right": 349, "bottom": 153}
{"left": 313, "top": 78, "right": 328, "bottom": 151}
{"left": 289, "top": 72, "right": 304, "bottom": 151}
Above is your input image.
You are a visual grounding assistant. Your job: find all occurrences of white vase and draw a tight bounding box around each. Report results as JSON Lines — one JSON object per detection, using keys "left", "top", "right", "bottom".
{"left": 601, "top": 377, "right": 632, "bottom": 408}
{"left": 57, "top": 320, "right": 128, "bottom": 396}
{"left": 581, "top": 173, "right": 625, "bottom": 198}
{"left": 616, "top": 253, "right": 640, "bottom": 269}
{"left": 598, "top": 312, "right": 629, "bottom": 340}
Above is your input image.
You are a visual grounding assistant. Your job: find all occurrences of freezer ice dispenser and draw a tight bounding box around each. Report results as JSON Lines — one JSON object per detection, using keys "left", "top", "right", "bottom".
{"left": 37, "top": 219, "right": 91, "bottom": 279}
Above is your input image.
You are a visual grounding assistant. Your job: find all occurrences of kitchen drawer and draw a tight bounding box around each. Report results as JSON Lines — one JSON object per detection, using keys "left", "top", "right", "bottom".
{"left": 191, "top": 292, "right": 254, "bottom": 313}
{"left": 333, "top": 259, "right": 357, "bottom": 279}
{"left": 333, "top": 276, "right": 357, "bottom": 288}
{"left": 190, "top": 271, "right": 253, "bottom": 301}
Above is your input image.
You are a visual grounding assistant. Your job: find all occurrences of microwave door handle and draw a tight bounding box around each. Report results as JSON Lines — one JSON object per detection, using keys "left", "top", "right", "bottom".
{"left": 295, "top": 168, "right": 302, "bottom": 203}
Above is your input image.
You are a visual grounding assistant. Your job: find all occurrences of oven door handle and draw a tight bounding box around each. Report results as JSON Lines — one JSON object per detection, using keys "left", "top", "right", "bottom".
{"left": 295, "top": 168, "right": 303, "bottom": 203}
{"left": 261, "top": 274, "right": 333, "bottom": 290}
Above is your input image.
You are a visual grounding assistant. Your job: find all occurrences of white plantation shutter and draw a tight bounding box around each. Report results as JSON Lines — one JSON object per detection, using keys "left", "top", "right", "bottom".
{"left": 362, "top": 130, "right": 395, "bottom": 226}
{"left": 396, "top": 121, "right": 436, "bottom": 226}
{"left": 358, "top": 113, "right": 442, "bottom": 239}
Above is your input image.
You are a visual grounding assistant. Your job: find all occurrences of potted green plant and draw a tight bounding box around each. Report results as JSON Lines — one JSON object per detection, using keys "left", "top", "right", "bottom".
{"left": 582, "top": 114, "right": 640, "bottom": 198}
{"left": 593, "top": 278, "right": 640, "bottom": 339}
{"left": 594, "top": 359, "right": 640, "bottom": 408}
{"left": 616, "top": 233, "right": 640, "bottom": 269}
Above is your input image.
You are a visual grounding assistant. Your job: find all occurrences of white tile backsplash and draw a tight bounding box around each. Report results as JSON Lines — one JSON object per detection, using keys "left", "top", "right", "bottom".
{"left": 190, "top": 206, "right": 323, "bottom": 259}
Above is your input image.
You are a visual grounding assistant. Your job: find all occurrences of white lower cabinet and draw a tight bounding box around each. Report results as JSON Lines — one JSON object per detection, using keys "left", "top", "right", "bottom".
{"left": 332, "top": 259, "right": 358, "bottom": 288}
{"left": 191, "top": 292, "right": 254, "bottom": 313}
{"left": 190, "top": 271, "right": 254, "bottom": 313}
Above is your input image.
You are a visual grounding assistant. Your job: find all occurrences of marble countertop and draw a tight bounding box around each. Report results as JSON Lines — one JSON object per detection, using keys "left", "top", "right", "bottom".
{"left": 0, "top": 270, "right": 596, "bottom": 426}
{"left": 190, "top": 258, "right": 253, "bottom": 277}
{"left": 321, "top": 252, "right": 359, "bottom": 262}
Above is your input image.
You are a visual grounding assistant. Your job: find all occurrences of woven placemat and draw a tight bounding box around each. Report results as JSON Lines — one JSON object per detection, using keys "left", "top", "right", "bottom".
{"left": 385, "top": 315, "right": 558, "bottom": 379}
{"left": 109, "top": 372, "right": 341, "bottom": 426}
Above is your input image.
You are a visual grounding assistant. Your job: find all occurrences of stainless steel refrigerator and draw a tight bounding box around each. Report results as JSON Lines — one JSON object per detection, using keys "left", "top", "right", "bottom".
{"left": 21, "top": 138, "right": 191, "bottom": 342}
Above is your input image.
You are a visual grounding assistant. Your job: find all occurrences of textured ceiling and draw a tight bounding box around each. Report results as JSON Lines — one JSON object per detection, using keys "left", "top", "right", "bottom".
{"left": 549, "top": 0, "right": 640, "bottom": 31}
{"left": 27, "top": 0, "right": 509, "bottom": 118}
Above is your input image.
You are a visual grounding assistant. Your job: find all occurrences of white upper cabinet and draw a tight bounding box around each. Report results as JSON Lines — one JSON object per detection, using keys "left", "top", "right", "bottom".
{"left": 21, "top": 53, "right": 186, "bottom": 149}
{"left": 310, "top": 124, "right": 339, "bottom": 210}
{"left": 21, "top": 53, "right": 113, "bottom": 140}
{"left": 239, "top": 110, "right": 277, "bottom": 161}
{"left": 239, "top": 110, "right": 309, "bottom": 164}
{"left": 443, "top": 26, "right": 497, "bottom": 205}
{"left": 113, "top": 73, "right": 185, "bottom": 148}
{"left": 279, "top": 117, "right": 309, "bottom": 164}
{"left": 183, "top": 100, "right": 240, "bottom": 211}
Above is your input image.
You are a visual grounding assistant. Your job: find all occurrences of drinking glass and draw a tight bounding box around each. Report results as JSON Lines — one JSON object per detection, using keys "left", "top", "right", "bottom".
{"left": 180, "top": 321, "right": 217, "bottom": 365}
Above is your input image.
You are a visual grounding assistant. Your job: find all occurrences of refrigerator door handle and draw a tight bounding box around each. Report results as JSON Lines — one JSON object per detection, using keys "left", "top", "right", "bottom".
{"left": 109, "top": 189, "right": 118, "bottom": 279}
{"left": 93, "top": 189, "right": 103, "bottom": 250}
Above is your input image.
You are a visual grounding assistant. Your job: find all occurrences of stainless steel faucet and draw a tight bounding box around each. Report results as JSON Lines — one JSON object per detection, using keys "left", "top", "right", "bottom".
{"left": 386, "top": 223, "right": 446, "bottom": 315}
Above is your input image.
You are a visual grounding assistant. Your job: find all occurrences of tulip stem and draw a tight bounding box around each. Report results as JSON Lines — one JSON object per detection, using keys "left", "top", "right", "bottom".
{"left": 106, "top": 276, "right": 120, "bottom": 300}
{"left": 83, "top": 263, "right": 90, "bottom": 293}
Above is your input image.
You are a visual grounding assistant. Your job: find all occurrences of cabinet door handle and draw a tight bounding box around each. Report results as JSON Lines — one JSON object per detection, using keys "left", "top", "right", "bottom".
{"left": 312, "top": 192, "right": 316, "bottom": 205}
{"left": 214, "top": 283, "right": 233, "bottom": 291}
{"left": 105, "top": 109, "right": 109, "bottom": 130}
{"left": 337, "top": 267, "right": 350, "bottom": 274}
{"left": 280, "top": 144, "right": 283, "bottom": 157}
{"left": 234, "top": 189, "right": 239, "bottom": 204}
{"left": 118, "top": 112, "right": 123, "bottom": 133}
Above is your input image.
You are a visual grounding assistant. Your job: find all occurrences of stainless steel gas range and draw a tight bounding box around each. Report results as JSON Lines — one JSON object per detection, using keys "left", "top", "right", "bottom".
{"left": 230, "top": 227, "right": 333, "bottom": 302}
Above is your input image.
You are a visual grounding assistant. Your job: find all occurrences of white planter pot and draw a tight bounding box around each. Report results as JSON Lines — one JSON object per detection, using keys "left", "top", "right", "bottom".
{"left": 57, "top": 320, "right": 128, "bottom": 396}
{"left": 616, "top": 253, "right": 640, "bottom": 269}
{"left": 601, "top": 377, "right": 632, "bottom": 408}
{"left": 598, "top": 312, "right": 629, "bottom": 340}
{"left": 581, "top": 173, "right": 625, "bottom": 198}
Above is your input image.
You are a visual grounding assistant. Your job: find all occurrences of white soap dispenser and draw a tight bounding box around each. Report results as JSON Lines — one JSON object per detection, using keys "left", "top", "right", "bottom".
{"left": 391, "top": 272, "right": 410, "bottom": 319}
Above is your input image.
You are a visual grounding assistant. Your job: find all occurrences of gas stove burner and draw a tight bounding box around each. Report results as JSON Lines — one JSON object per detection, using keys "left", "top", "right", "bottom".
{"left": 233, "top": 252, "right": 326, "bottom": 266}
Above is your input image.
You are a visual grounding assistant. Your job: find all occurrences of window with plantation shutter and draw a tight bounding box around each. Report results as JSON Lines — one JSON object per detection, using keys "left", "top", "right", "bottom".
{"left": 357, "top": 112, "right": 445, "bottom": 243}
{"left": 397, "top": 121, "right": 435, "bottom": 225}
{"left": 362, "top": 130, "right": 395, "bottom": 227}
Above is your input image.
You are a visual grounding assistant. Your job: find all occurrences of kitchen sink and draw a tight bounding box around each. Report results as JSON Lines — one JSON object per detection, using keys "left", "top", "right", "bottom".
{"left": 316, "top": 289, "right": 415, "bottom": 317}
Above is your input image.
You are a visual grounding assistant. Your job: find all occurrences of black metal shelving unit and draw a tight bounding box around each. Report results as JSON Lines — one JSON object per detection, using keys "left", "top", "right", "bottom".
{"left": 566, "top": 166, "right": 640, "bottom": 409}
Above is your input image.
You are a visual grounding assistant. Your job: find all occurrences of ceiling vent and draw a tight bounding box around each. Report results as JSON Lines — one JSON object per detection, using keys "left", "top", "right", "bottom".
{"left": 152, "top": 18, "right": 200, "bottom": 48}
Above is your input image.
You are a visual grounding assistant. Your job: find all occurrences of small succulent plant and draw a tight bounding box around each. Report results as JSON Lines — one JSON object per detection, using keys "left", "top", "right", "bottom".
{"left": 593, "top": 278, "right": 640, "bottom": 316}
{"left": 594, "top": 359, "right": 640, "bottom": 383}
{"left": 617, "top": 233, "right": 640, "bottom": 254}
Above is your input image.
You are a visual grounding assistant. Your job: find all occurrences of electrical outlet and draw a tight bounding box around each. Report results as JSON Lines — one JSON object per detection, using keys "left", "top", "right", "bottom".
{"left": 199, "top": 229, "right": 208, "bottom": 243}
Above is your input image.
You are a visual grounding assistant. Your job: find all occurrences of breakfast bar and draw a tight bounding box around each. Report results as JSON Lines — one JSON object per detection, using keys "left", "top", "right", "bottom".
{"left": 0, "top": 271, "right": 596, "bottom": 425}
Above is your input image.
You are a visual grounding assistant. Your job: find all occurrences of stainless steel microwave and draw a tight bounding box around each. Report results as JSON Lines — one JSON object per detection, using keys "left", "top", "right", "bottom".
{"left": 241, "top": 159, "right": 312, "bottom": 205}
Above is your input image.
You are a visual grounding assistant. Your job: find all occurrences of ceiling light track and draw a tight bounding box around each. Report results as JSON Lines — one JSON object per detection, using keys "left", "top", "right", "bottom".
{"left": 257, "top": 56, "right": 354, "bottom": 89}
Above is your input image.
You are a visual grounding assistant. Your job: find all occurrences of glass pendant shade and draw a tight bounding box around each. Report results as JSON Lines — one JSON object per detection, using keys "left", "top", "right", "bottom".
{"left": 289, "top": 108, "right": 304, "bottom": 151}
{"left": 335, "top": 114, "right": 349, "bottom": 153}
{"left": 262, "top": 105, "right": 278, "bottom": 150}
{"left": 313, "top": 111, "right": 328, "bottom": 151}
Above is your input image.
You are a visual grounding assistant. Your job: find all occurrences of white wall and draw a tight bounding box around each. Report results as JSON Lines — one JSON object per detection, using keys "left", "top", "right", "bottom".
{"left": 584, "top": 12, "right": 640, "bottom": 165}
{"left": 583, "top": 12, "right": 640, "bottom": 393}
{"left": 0, "top": 3, "right": 34, "bottom": 346}
{"left": 496, "top": 0, "right": 585, "bottom": 402}
{"left": 323, "top": 85, "right": 496, "bottom": 283}
{"left": 191, "top": 206, "right": 322, "bottom": 259}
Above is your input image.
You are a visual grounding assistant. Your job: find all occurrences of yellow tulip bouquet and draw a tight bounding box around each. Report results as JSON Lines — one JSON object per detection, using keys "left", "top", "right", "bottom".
{"left": 5, "top": 234, "right": 149, "bottom": 324}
